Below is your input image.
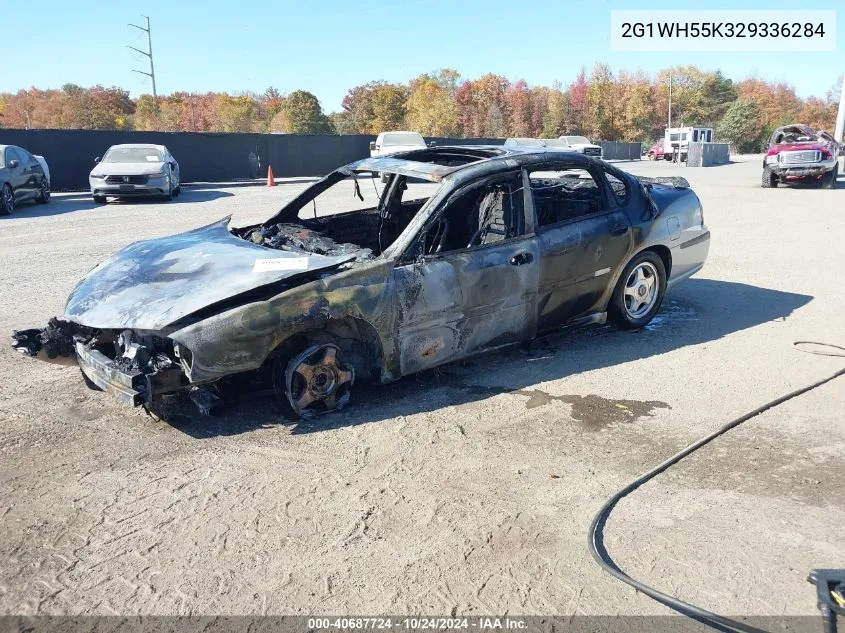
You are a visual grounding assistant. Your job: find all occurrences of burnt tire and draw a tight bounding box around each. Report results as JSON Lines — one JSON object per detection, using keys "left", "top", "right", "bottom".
{"left": 761, "top": 166, "right": 778, "bottom": 188}
{"left": 608, "top": 251, "right": 667, "bottom": 330}
{"left": 1, "top": 184, "right": 14, "bottom": 215}
{"left": 36, "top": 178, "right": 50, "bottom": 204}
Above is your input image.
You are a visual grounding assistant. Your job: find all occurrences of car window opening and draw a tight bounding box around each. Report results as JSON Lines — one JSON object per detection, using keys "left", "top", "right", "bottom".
{"left": 416, "top": 173, "right": 525, "bottom": 256}
{"left": 529, "top": 168, "right": 604, "bottom": 226}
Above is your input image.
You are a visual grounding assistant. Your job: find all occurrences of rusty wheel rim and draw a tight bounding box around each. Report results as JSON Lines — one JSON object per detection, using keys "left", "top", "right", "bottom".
{"left": 285, "top": 344, "right": 354, "bottom": 417}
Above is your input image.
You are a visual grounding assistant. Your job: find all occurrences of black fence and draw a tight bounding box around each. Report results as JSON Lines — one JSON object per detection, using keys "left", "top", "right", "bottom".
{"left": 600, "top": 141, "right": 643, "bottom": 161}
{"left": 0, "top": 129, "right": 505, "bottom": 192}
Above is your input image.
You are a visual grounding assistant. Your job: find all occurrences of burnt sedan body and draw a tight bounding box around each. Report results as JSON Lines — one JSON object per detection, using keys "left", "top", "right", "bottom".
{"left": 13, "top": 147, "right": 709, "bottom": 417}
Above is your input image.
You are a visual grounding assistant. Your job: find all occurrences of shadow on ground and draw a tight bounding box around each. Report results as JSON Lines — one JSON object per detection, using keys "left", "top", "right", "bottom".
{"left": 158, "top": 278, "right": 812, "bottom": 439}
{"left": 0, "top": 189, "right": 235, "bottom": 219}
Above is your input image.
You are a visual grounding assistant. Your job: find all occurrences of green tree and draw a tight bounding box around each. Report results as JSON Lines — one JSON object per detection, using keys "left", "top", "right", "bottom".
{"left": 280, "top": 90, "right": 330, "bottom": 133}
{"left": 716, "top": 100, "right": 760, "bottom": 152}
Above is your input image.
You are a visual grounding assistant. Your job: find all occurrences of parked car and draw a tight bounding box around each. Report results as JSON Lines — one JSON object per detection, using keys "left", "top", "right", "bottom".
{"left": 13, "top": 146, "right": 709, "bottom": 419}
{"left": 557, "top": 135, "right": 603, "bottom": 158}
{"left": 762, "top": 124, "right": 840, "bottom": 188}
{"left": 369, "top": 131, "right": 431, "bottom": 182}
{"left": 0, "top": 144, "right": 50, "bottom": 215}
{"left": 89, "top": 144, "right": 181, "bottom": 203}
{"left": 369, "top": 131, "right": 429, "bottom": 158}
{"left": 504, "top": 138, "right": 574, "bottom": 150}
{"left": 33, "top": 155, "right": 50, "bottom": 187}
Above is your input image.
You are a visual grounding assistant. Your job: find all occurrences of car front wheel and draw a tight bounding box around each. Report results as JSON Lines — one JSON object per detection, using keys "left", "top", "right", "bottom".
{"left": 93, "top": 195, "right": 107, "bottom": 204}
{"left": 1, "top": 184, "right": 14, "bottom": 215}
{"left": 608, "top": 251, "right": 667, "bottom": 330}
{"left": 272, "top": 343, "right": 355, "bottom": 419}
{"left": 822, "top": 163, "right": 838, "bottom": 189}
{"left": 761, "top": 166, "right": 778, "bottom": 188}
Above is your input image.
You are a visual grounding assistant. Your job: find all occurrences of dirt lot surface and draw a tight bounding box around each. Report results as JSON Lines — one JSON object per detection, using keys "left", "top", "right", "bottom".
{"left": 0, "top": 156, "right": 843, "bottom": 617}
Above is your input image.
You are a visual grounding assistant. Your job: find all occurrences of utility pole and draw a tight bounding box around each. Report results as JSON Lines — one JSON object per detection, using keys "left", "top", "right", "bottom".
{"left": 668, "top": 72, "right": 672, "bottom": 130}
{"left": 128, "top": 16, "right": 157, "bottom": 101}
{"left": 835, "top": 73, "right": 845, "bottom": 143}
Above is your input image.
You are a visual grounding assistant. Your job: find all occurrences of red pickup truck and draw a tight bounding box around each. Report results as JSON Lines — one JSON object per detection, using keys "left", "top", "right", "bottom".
{"left": 762, "top": 124, "right": 840, "bottom": 188}
{"left": 646, "top": 141, "right": 668, "bottom": 161}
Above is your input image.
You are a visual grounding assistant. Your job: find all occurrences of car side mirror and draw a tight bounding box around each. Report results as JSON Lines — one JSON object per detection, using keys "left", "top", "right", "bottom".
{"left": 369, "top": 141, "right": 376, "bottom": 151}
{"left": 94, "top": 157, "right": 101, "bottom": 163}
{"left": 8, "top": 159, "right": 19, "bottom": 169}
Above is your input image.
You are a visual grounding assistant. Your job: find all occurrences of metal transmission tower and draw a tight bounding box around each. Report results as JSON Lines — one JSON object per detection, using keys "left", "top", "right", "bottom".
{"left": 128, "top": 16, "right": 157, "bottom": 100}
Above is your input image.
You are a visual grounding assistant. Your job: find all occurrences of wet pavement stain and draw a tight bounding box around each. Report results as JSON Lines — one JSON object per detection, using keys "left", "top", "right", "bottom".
{"left": 456, "top": 384, "right": 670, "bottom": 430}
{"left": 557, "top": 394, "right": 670, "bottom": 430}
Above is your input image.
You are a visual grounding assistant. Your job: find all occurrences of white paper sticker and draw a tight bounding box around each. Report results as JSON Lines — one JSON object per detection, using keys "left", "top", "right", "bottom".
{"left": 253, "top": 257, "right": 310, "bottom": 272}
{"left": 146, "top": 155, "right": 160, "bottom": 162}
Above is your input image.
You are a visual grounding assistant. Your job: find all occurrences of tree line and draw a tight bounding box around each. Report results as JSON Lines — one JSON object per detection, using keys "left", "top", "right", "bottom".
{"left": 1, "top": 65, "right": 840, "bottom": 152}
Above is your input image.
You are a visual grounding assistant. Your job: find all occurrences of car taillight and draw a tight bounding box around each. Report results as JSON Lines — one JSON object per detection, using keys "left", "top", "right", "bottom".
{"left": 766, "top": 148, "right": 780, "bottom": 156}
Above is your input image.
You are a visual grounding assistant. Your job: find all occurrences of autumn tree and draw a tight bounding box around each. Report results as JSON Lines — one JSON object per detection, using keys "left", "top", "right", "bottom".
{"left": 567, "top": 68, "right": 589, "bottom": 135}
{"left": 617, "top": 71, "right": 655, "bottom": 141}
{"left": 455, "top": 73, "right": 510, "bottom": 138}
{"left": 341, "top": 81, "right": 407, "bottom": 134}
{"left": 503, "top": 80, "right": 534, "bottom": 137}
{"left": 586, "top": 63, "right": 617, "bottom": 140}
{"left": 541, "top": 85, "right": 568, "bottom": 137}
{"left": 405, "top": 72, "right": 460, "bottom": 136}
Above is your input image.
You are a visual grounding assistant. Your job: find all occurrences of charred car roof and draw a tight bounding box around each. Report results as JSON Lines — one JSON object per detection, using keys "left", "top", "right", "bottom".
{"left": 347, "top": 145, "right": 605, "bottom": 183}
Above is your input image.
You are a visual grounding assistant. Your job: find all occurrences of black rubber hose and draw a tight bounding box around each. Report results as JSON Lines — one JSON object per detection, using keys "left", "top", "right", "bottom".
{"left": 588, "top": 342, "right": 845, "bottom": 633}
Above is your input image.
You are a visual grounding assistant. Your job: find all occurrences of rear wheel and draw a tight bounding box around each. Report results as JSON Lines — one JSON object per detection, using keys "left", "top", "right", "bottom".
{"left": 761, "top": 166, "right": 778, "bottom": 188}
{"left": 1, "top": 184, "right": 13, "bottom": 215}
{"left": 647, "top": 152, "right": 656, "bottom": 161}
{"left": 36, "top": 178, "right": 50, "bottom": 204}
{"left": 608, "top": 251, "right": 667, "bottom": 330}
{"left": 272, "top": 343, "right": 355, "bottom": 419}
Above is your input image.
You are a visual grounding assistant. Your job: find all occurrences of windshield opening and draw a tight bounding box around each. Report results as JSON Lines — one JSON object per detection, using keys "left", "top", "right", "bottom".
{"left": 564, "top": 136, "right": 591, "bottom": 145}
{"left": 241, "top": 171, "right": 441, "bottom": 260}
{"left": 103, "top": 147, "right": 164, "bottom": 163}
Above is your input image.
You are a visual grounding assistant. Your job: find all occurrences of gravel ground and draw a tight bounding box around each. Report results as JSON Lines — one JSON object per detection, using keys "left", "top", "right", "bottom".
{"left": 0, "top": 155, "right": 843, "bottom": 617}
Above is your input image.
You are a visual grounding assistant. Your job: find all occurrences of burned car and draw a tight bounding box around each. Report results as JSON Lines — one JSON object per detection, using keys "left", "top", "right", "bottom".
{"left": 762, "top": 124, "right": 840, "bottom": 188}
{"left": 13, "top": 147, "right": 710, "bottom": 418}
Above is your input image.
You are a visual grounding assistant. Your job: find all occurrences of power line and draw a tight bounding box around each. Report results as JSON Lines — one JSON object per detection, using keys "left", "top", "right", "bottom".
{"left": 128, "top": 15, "right": 157, "bottom": 101}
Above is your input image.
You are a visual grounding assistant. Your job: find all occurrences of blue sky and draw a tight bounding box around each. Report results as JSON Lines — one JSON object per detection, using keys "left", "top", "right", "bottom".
{"left": 4, "top": 0, "right": 841, "bottom": 111}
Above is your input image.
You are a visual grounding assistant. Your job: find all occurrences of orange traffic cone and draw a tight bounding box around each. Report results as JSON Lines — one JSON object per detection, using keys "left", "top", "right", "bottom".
{"left": 266, "top": 165, "right": 276, "bottom": 187}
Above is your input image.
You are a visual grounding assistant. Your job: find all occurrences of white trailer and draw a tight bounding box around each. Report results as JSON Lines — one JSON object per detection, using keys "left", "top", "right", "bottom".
{"left": 665, "top": 126, "right": 713, "bottom": 160}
